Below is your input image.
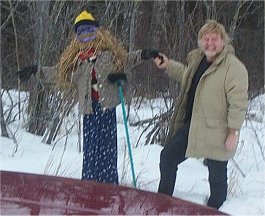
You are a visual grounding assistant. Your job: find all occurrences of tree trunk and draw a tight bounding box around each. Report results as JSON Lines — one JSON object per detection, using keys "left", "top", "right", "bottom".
{"left": 26, "top": 2, "right": 49, "bottom": 135}
{"left": 0, "top": 95, "right": 9, "bottom": 138}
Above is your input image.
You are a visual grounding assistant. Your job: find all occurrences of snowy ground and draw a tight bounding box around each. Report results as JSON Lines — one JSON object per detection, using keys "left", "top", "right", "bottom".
{"left": 1, "top": 90, "right": 265, "bottom": 215}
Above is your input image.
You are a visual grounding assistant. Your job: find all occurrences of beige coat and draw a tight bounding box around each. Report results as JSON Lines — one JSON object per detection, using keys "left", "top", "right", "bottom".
{"left": 73, "top": 50, "right": 143, "bottom": 114}
{"left": 165, "top": 45, "right": 248, "bottom": 161}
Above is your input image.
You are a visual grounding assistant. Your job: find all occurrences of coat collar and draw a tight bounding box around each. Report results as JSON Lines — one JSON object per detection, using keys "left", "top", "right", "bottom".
{"left": 185, "top": 44, "right": 235, "bottom": 78}
{"left": 187, "top": 44, "right": 235, "bottom": 66}
{"left": 212, "top": 44, "right": 235, "bottom": 65}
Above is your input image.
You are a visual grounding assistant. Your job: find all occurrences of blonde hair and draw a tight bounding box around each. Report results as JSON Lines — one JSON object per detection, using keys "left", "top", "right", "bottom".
{"left": 57, "top": 28, "right": 127, "bottom": 88}
{"left": 198, "top": 20, "right": 230, "bottom": 44}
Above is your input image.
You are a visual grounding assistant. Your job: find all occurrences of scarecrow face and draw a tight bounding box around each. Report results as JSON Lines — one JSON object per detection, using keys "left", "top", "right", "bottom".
{"left": 76, "top": 25, "right": 97, "bottom": 43}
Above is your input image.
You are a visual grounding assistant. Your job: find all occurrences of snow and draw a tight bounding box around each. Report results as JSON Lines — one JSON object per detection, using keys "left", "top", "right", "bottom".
{"left": 1, "top": 90, "right": 265, "bottom": 215}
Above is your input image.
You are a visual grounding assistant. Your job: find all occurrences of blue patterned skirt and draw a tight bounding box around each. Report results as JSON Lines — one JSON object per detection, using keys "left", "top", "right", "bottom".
{"left": 82, "top": 101, "right": 118, "bottom": 184}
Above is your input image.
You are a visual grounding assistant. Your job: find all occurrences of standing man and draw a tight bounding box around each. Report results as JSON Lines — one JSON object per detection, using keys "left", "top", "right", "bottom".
{"left": 154, "top": 20, "right": 248, "bottom": 209}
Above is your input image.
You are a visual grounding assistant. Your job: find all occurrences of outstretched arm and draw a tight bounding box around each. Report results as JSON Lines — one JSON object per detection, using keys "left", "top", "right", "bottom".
{"left": 125, "top": 49, "right": 162, "bottom": 70}
{"left": 18, "top": 65, "right": 57, "bottom": 88}
{"left": 154, "top": 53, "right": 187, "bottom": 83}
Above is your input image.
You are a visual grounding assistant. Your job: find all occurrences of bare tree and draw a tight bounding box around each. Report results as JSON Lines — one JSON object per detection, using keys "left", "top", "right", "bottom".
{"left": 0, "top": 92, "right": 9, "bottom": 137}
{"left": 1, "top": 1, "right": 263, "bottom": 151}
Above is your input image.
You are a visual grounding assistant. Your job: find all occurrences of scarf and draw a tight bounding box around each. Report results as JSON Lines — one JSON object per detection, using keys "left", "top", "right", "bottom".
{"left": 78, "top": 48, "right": 99, "bottom": 101}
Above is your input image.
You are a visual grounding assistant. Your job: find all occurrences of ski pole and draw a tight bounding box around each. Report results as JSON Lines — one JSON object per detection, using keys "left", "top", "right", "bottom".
{"left": 117, "top": 80, "right": 137, "bottom": 188}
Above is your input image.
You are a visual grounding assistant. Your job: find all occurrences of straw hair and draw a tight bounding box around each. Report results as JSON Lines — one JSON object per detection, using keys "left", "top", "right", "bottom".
{"left": 198, "top": 20, "right": 230, "bottom": 44}
{"left": 57, "top": 28, "right": 127, "bottom": 89}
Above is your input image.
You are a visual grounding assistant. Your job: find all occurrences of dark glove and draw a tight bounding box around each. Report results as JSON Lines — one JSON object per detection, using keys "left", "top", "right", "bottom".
{"left": 107, "top": 73, "right": 127, "bottom": 84}
{"left": 17, "top": 65, "right": 38, "bottom": 82}
{"left": 141, "top": 49, "right": 160, "bottom": 60}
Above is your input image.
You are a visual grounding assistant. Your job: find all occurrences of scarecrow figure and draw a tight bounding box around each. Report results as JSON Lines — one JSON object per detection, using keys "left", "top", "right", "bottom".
{"left": 57, "top": 10, "right": 159, "bottom": 184}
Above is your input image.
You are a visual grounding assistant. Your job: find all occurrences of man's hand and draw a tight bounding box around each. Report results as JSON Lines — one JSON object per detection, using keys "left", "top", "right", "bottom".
{"left": 225, "top": 129, "right": 239, "bottom": 151}
{"left": 154, "top": 53, "right": 169, "bottom": 69}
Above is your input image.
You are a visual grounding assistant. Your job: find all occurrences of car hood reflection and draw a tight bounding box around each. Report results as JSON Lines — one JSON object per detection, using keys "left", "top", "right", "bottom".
{"left": 1, "top": 171, "right": 226, "bottom": 215}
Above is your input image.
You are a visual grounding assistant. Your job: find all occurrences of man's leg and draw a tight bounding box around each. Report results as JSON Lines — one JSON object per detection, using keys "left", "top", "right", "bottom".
{"left": 158, "top": 121, "right": 190, "bottom": 196}
{"left": 207, "top": 159, "right": 228, "bottom": 209}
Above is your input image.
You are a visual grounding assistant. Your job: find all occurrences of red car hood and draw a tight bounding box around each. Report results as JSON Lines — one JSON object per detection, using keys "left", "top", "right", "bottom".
{"left": 1, "top": 171, "right": 226, "bottom": 215}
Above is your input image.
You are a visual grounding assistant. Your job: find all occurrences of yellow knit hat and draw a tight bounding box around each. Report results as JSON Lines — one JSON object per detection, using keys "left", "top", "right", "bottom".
{"left": 74, "top": 10, "right": 99, "bottom": 32}
{"left": 74, "top": 11, "right": 95, "bottom": 24}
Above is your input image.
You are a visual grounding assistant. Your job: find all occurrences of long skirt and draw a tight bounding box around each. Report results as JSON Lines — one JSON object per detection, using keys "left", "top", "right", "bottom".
{"left": 82, "top": 101, "right": 119, "bottom": 184}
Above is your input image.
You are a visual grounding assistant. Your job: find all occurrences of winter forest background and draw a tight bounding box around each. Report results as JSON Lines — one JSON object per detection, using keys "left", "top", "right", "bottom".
{"left": 1, "top": 1, "right": 265, "bottom": 215}
{"left": 1, "top": 0, "right": 264, "bottom": 142}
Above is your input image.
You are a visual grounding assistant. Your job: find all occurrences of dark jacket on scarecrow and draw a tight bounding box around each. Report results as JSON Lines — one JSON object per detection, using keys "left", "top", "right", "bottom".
{"left": 57, "top": 11, "right": 158, "bottom": 184}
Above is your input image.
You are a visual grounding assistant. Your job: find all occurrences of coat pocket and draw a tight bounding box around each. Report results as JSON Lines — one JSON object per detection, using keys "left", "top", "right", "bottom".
{"left": 205, "top": 118, "right": 227, "bottom": 128}
{"left": 205, "top": 118, "right": 227, "bottom": 154}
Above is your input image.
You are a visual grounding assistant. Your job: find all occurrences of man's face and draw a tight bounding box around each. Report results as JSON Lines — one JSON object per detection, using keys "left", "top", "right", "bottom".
{"left": 199, "top": 32, "right": 225, "bottom": 61}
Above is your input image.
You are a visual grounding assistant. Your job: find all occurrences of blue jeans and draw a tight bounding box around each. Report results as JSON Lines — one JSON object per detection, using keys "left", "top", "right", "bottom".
{"left": 207, "top": 159, "right": 228, "bottom": 209}
{"left": 158, "top": 121, "right": 228, "bottom": 209}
